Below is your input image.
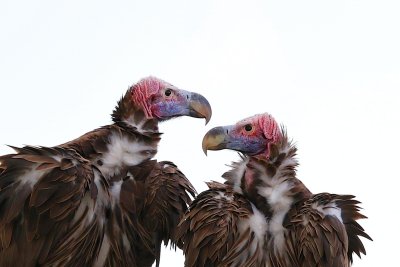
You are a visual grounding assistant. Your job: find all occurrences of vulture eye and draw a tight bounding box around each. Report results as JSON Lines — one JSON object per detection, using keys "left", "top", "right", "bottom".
{"left": 164, "top": 89, "right": 172, "bottom": 97}
{"left": 244, "top": 124, "right": 253, "bottom": 132}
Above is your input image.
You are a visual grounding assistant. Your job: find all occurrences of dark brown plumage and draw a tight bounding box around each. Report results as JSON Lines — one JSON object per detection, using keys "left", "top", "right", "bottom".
{"left": 178, "top": 113, "right": 371, "bottom": 267}
{"left": 0, "top": 77, "right": 210, "bottom": 266}
{"left": 178, "top": 181, "right": 267, "bottom": 267}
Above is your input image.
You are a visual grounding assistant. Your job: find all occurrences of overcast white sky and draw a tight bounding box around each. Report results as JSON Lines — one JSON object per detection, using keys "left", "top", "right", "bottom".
{"left": 1, "top": 0, "right": 399, "bottom": 266}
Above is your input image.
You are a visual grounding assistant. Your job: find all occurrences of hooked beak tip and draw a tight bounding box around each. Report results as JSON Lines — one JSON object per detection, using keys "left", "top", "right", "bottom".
{"left": 202, "top": 147, "right": 208, "bottom": 156}
{"left": 188, "top": 93, "right": 212, "bottom": 124}
{"left": 202, "top": 137, "right": 210, "bottom": 156}
{"left": 205, "top": 115, "right": 211, "bottom": 125}
{"left": 201, "top": 126, "right": 227, "bottom": 156}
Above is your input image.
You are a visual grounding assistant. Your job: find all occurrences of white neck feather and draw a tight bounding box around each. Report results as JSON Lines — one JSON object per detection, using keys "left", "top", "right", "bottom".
{"left": 229, "top": 140, "right": 298, "bottom": 252}
{"left": 97, "top": 132, "right": 157, "bottom": 178}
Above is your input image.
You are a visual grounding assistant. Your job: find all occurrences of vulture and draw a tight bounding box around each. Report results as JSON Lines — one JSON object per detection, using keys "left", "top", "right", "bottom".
{"left": 178, "top": 112, "right": 371, "bottom": 267}
{"left": 0, "top": 77, "right": 212, "bottom": 267}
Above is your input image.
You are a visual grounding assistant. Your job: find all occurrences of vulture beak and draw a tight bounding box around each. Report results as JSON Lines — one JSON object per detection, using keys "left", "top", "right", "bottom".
{"left": 187, "top": 92, "right": 212, "bottom": 125}
{"left": 202, "top": 126, "right": 229, "bottom": 155}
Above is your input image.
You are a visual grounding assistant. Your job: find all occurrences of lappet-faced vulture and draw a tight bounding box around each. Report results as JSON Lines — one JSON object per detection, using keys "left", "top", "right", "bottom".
{"left": 0, "top": 77, "right": 212, "bottom": 267}
{"left": 178, "top": 112, "right": 371, "bottom": 267}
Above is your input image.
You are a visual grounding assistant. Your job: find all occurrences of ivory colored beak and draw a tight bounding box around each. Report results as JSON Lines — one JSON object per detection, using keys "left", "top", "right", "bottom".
{"left": 202, "top": 127, "right": 227, "bottom": 155}
{"left": 188, "top": 92, "right": 212, "bottom": 125}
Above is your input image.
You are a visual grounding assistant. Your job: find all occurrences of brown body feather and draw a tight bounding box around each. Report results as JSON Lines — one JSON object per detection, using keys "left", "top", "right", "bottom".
{"left": 177, "top": 182, "right": 267, "bottom": 267}
{"left": 0, "top": 143, "right": 195, "bottom": 266}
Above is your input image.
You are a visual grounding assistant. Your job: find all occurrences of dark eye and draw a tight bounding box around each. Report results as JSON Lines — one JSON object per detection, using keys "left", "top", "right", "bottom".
{"left": 165, "top": 89, "right": 172, "bottom": 96}
{"left": 244, "top": 124, "right": 253, "bottom": 132}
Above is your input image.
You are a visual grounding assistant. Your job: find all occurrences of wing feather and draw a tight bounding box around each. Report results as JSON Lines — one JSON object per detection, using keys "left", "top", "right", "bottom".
{"left": 288, "top": 193, "right": 371, "bottom": 267}
{"left": 138, "top": 161, "right": 196, "bottom": 266}
{"left": 0, "top": 146, "right": 98, "bottom": 266}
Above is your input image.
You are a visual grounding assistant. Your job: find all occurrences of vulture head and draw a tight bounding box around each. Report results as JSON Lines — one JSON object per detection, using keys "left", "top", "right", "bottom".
{"left": 202, "top": 113, "right": 281, "bottom": 159}
{"left": 113, "top": 77, "right": 212, "bottom": 128}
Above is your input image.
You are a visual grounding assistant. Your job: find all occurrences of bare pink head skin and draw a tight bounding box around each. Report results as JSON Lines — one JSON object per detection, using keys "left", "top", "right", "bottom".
{"left": 129, "top": 76, "right": 212, "bottom": 123}
{"left": 254, "top": 113, "right": 282, "bottom": 159}
{"left": 131, "top": 77, "right": 170, "bottom": 118}
{"left": 202, "top": 113, "right": 282, "bottom": 160}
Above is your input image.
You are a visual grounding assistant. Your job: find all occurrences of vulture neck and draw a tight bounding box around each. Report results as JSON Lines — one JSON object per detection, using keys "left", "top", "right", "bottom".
{"left": 224, "top": 132, "right": 311, "bottom": 219}
{"left": 223, "top": 133, "right": 311, "bottom": 251}
{"left": 61, "top": 90, "right": 161, "bottom": 180}
{"left": 112, "top": 88, "right": 159, "bottom": 134}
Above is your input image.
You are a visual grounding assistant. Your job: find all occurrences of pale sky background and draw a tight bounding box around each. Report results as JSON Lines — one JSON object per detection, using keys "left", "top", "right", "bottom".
{"left": 1, "top": 0, "right": 399, "bottom": 266}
